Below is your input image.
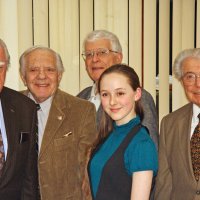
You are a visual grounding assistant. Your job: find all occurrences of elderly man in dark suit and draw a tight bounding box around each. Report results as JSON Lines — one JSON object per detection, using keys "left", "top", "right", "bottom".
{"left": 19, "top": 46, "right": 97, "bottom": 200}
{"left": 155, "top": 48, "right": 200, "bottom": 200}
{"left": 0, "top": 39, "right": 38, "bottom": 199}
{"left": 77, "top": 30, "right": 158, "bottom": 149}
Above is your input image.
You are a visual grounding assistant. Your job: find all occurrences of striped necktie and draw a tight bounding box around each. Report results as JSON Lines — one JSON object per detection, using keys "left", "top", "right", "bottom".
{"left": 191, "top": 113, "right": 200, "bottom": 181}
{"left": 36, "top": 104, "right": 41, "bottom": 153}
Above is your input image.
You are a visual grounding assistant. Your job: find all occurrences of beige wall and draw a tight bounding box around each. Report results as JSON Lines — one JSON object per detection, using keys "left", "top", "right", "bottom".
{"left": 0, "top": 0, "right": 199, "bottom": 124}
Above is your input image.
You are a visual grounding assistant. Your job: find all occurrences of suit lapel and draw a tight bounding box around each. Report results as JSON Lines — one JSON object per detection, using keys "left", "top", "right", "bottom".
{"left": 178, "top": 103, "right": 194, "bottom": 177}
{"left": 39, "top": 90, "right": 70, "bottom": 159}
{"left": 78, "top": 87, "right": 92, "bottom": 100}
{"left": 0, "top": 90, "right": 17, "bottom": 177}
{"left": 84, "top": 87, "right": 92, "bottom": 100}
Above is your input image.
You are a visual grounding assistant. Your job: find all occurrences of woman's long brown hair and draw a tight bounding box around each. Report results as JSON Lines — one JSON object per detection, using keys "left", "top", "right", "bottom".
{"left": 91, "top": 63, "right": 144, "bottom": 153}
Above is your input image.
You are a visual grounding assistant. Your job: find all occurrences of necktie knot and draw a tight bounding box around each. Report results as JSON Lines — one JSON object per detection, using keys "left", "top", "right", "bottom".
{"left": 197, "top": 113, "right": 200, "bottom": 120}
{"left": 36, "top": 104, "right": 41, "bottom": 111}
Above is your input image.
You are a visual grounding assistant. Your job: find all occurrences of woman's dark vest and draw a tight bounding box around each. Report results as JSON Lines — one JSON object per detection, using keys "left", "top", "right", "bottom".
{"left": 93, "top": 123, "right": 142, "bottom": 200}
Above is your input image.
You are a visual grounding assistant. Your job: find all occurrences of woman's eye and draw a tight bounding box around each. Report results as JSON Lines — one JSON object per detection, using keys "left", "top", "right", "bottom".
{"left": 117, "top": 92, "right": 125, "bottom": 96}
{"left": 101, "top": 93, "right": 108, "bottom": 97}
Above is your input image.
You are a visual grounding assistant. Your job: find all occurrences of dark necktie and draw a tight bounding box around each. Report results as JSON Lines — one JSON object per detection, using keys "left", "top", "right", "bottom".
{"left": 191, "top": 113, "right": 200, "bottom": 181}
{"left": 0, "top": 129, "right": 5, "bottom": 176}
{"left": 36, "top": 104, "right": 41, "bottom": 153}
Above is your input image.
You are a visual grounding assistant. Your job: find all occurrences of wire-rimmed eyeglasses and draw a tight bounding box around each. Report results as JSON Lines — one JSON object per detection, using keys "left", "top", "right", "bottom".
{"left": 182, "top": 72, "right": 200, "bottom": 85}
{"left": 81, "top": 48, "right": 118, "bottom": 61}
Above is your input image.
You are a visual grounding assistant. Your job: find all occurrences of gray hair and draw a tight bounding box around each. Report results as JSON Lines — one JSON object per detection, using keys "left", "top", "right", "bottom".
{"left": 19, "top": 45, "right": 64, "bottom": 76}
{"left": 173, "top": 48, "right": 200, "bottom": 80}
{"left": 83, "top": 30, "right": 122, "bottom": 52}
{"left": 0, "top": 38, "right": 10, "bottom": 67}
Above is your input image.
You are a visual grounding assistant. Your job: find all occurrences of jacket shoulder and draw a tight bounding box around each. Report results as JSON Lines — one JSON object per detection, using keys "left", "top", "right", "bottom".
{"left": 2, "top": 87, "right": 35, "bottom": 106}
{"left": 55, "top": 89, "right": 94, "bottom": 108}
{"left": 76, "top": 86, "right": 92, "bottom": 99}
{"left": 162, "top": 103, "right": 192, "bottom": 122}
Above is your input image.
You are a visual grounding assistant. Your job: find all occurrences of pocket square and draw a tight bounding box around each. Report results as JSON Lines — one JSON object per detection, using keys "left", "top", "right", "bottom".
{"left": 63, "top": 131, "right": 72, "bottom": 137}
{"left": 19, "top": 132, "right": 30, "bottom": 143}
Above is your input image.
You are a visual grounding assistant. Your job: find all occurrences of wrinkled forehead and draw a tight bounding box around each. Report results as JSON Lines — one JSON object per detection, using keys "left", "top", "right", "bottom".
{"left": 25, "top": 49, "right": 56, "bottom": 65}
{"left": 85, "top": 39, "right": 112, "bottom": 51}
{"left": 182, "top": 57, "right": 200, "bottom": 71}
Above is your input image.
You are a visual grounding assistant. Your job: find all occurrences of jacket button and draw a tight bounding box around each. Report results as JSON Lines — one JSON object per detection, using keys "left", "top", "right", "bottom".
{"left": 196, "top": 190, "right": 200, "bottom": 195}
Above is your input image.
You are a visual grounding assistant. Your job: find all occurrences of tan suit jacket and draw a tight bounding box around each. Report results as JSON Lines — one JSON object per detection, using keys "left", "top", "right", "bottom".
{"left": 23, "top": 89, "right": 97, "bottom": 200}
{"left": 155, "top": 103, "right": 200, "bottom": 200}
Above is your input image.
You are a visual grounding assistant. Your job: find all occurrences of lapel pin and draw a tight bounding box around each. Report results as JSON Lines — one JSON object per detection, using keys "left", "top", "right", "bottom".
{"left": 57, "top": 116, "right": 62, "bottom": 120}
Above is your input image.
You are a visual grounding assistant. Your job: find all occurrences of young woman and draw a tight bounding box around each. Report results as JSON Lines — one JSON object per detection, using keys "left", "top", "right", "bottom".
{"left": 87, "top": 64, "right": 158, "bottom": 200}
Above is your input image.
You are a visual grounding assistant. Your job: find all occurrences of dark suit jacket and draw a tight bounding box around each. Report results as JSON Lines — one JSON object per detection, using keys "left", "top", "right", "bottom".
{"left": 23, "top": 89, "right": 97, "bottom": 200}
{"left": 77, "top": 86, "right": 158, "bottom": 149}
{"left": 155, "top": 103, "right": 200, "bottom": 200}
{"left": 0, "top": 87, "right": 38, "bottom": 200}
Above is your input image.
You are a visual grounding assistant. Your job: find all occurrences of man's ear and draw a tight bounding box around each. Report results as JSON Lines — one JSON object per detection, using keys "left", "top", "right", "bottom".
{"left": 116, "top": 52, "right": 123, "bottom": 64}
{"left": 58, "top": 72, "right": 63, "bottom": 83}
{"left": 134, "top": 87, "right": 142, "bottom": 101}
{"left": 20, "top": 73, "right": 27, "bottom": 86}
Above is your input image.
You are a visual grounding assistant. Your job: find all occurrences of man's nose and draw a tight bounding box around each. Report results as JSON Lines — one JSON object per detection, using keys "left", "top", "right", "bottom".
{"left": 92, "top": 52, "right": 100, "bottom": 62}
{"left": 37, "top": 69, "right": 47, "bottom": 79}
{"left": 195, "top": 76, "right": 200, "bottom": 87}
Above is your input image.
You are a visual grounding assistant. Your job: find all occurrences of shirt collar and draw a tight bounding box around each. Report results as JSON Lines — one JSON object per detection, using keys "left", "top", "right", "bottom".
{"left": 90, "top": 84, "right": 98, "bottom": 97}
{"left": 192, "top": 104, "right": 200, "bottom": 122}
{"left": 28, "top": 92, "right": 53, "bottom": 112}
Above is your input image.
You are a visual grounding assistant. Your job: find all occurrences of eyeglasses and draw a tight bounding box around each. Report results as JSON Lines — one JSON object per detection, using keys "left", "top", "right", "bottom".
{"left": 82, "top": 48, "right": 118, "bottom": 61}
{"left": 182, "top": 72, "right": 200, "bottom": 85}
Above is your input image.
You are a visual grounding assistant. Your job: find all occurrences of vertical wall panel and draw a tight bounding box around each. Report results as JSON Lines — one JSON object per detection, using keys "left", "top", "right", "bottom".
{"left": 94, "top": 0, "right": 129, "bottom": 63}
{"left": 172, "top": 0, "right": 195, "bottom": 111}
{"left": 182, "top": 0, "right": 195, "bottom": 48}
{"left": 48, "top": 0, "right": 59, "bottom": 49}
{"left": 172, "top": 0, "right": 185, "bottom": 111}
{"left": 159, "top": 0, "right": 170, "bottom": 122}
{"left": 0, "top": 0, "right": 20, "bottom": 90}
{"left": 129, "top": 0, "right": 142, "bottom": 80}
{"left": 143, "top": 0, "right": 157, "bottom": 101}
{"left": 33, "top": 0, "right": 49, "bottom": 46}
{"left": 18, "top": 0, "right": 33, "bottom": 90}
{"left": 79, "top": 0, "right": 93, "bottom": 91}
{"left": 49, "top": 0, "right": 80, "bottom": 95}
{"left": 197, "top": 0, "right": 200, "bottom": 47}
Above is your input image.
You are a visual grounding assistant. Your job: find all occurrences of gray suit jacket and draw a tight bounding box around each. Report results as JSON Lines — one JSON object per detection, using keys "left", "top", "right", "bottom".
{"left": 155, "top": 103, "right": 200, "bottom": 200}
{"left": 77, "top": 86, "right": 158, "bottom": 149}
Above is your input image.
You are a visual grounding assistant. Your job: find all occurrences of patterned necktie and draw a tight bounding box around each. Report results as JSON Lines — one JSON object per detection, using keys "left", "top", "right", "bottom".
{"left": 0, "top": 129, "right": 5, "bottom": 176}
{"left": 191, "top": 113, "right": 200, "bottom": 181}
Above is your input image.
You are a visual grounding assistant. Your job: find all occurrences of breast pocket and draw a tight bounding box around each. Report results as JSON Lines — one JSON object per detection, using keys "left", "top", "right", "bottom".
{"left": 52, "top": 130, "right": 78, "bottom": 197}
{"left": 53, "top": 129, "right": 75, "bottom": 152}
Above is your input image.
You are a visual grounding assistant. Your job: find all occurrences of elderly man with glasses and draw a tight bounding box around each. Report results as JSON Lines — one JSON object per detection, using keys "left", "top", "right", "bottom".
{"left": 155, "top": 48, "right": 200, "bottom": 200}
{"left": 77, "top": 30, "right": 158, "bottom": 149}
